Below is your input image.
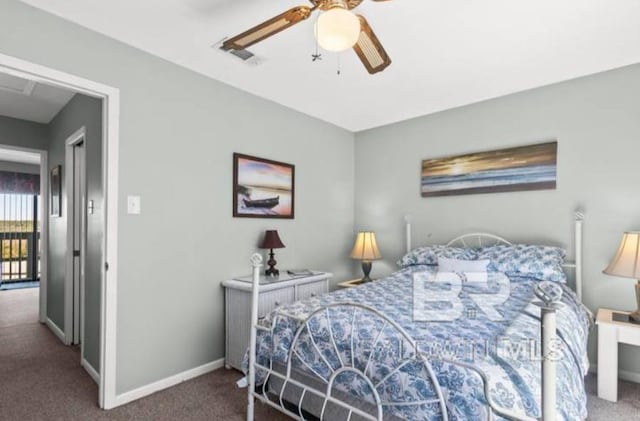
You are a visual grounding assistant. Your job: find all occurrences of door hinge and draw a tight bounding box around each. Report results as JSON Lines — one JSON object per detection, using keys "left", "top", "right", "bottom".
{"left": 105, "top": 262, "right": 109, "bottom": 271}
{"left": 73, "top": 250, "right": 81, "bottom": 257}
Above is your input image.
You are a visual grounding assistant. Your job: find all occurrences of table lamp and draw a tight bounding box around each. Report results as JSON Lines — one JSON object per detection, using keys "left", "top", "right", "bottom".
{"left": 260, "top": 230, "right": 285, "bottom": 277}
{"left": 603, "top": 231, "right": 640, "bottom": 322}
{"left": 350, "top": 231, "right": 381, "bottom": 283}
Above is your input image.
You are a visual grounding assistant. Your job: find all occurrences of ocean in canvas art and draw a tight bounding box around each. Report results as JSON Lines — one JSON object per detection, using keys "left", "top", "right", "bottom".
{"left": 236, "top": 157, "right": 293, "bottom": 216}
{"left": 421, "top": 141, "right": 557, "bottom": 197}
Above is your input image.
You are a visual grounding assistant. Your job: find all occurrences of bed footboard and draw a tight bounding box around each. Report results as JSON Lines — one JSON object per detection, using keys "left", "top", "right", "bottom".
{"left": 246, "top": 254, "right": 562, "bottom": 421}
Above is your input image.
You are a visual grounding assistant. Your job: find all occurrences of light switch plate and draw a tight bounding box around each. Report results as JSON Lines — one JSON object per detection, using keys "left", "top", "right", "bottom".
{"left": 127, "top": 195, "right": 141, "bottom": 214}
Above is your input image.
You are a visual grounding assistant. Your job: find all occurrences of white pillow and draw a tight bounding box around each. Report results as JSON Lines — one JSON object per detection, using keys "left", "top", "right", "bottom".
{"left": 432, "top": 269, "right": 488, "bottom": 284}
{"left": 437, "top": 257, "right": 490, "bottom": 273}
{"left": 462, "top": 272, "right": 489, "bottom": 283}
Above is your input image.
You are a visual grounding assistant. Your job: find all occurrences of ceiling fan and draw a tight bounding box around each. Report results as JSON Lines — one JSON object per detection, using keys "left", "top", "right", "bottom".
{"left": 221, "top": 0, "right": 392, "bottom": 74}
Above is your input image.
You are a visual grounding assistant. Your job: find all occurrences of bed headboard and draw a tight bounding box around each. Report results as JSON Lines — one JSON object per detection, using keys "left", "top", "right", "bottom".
{"left": 404, "top": 210, "right": 585, "bottom": 301}
{"left": 446, "top": 233, "right": 512, "bottom": 248}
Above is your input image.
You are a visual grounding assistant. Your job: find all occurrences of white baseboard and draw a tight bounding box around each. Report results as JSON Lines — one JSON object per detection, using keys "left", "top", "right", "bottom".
{"left": 619, "top": 369, "right": 640, "bottom": 384}
{"left": 113, "top": 358, "right": 225, "bottom": 407}
{"left": 589, "top": 365, "right": 640, "bottom": 384}
{"left": 45, "top": 318, "right": 66, "bottom": 343}
{"left": 82, "top": 358, "right": 100, "bottom": 384}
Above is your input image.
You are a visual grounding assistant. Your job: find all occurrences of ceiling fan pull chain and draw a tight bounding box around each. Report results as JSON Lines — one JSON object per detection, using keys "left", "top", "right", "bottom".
{"left": 312, "top": 14, "right": 323, "bottom": 62}
{"left": 337, "top": 53, "right": 341, "bottom": 76}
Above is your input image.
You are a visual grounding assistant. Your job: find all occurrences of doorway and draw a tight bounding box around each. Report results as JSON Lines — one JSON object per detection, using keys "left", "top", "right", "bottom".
{"left": 65, "top": 129, "right": 86, "bottom": 348}
{"left": 0, "top": 146, "right": 47, "bottom": 330}
{"left": 0, "top": 161, "right": 41, "bottom": 285}
{"left": 0, "top": 52, "right": 120, "bottom": 409}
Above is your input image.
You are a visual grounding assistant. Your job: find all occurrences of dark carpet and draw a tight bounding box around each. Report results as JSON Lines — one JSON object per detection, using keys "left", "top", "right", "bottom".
{"left": 0, "top": 288, "right": 288, "bottom": 420}
{"left": 0, "top": 287, "right": 40, "bottom": 328}
{"left": 0, "top": 288, "right": 638, "bottom": 420}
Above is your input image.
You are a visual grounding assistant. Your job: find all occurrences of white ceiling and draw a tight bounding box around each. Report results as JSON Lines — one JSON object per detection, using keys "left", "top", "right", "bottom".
{"left": 0, "top": 72, "right": 75, "bottom": 123}
{"left": 21, "top": 0, "right": 640, "bottom": 131}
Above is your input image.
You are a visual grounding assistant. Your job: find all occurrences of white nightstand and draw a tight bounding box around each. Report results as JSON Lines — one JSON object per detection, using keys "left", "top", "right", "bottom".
{"left": 596, "top": 308, "right": 640, "bottom": 402}
{"left": 222, "top": 271, "right": 332, "bottom": 370}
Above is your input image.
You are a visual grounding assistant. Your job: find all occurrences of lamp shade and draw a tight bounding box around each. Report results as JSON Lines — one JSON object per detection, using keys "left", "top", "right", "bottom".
{"left": 315, "top": 7, "right": 361, "bottom": 52}
{"left": 604, "top": 232, "right": 640, "bottom": 278}
{"left": 260, "top": 230, "right": 285, "bottom": 249}
{"left": 350, "top": 232, "right": 381, "bottom": 261}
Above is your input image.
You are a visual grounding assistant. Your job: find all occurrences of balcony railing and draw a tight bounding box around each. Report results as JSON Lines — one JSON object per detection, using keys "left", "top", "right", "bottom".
{"left": 0, "top": 193, "right": 40, "bottom": 283}
{"left": 1, "top": 231, "right": 40, "bottom": 282}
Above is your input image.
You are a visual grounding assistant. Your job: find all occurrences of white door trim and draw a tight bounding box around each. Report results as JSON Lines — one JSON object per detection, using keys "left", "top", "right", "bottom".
{"left": 0, "top": 143, "right": 48, "bottom": 324}
{"left": 0, "top": 52, "right": 120, "bottom": 410}
{"left": 64, "top": 126, "right": 86, "bottom": 348}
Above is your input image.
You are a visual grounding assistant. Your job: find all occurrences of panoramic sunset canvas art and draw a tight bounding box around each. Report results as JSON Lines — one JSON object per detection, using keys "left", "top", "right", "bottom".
{"left": 233, "top": 153, "right": 295, "bottom": 218}
{"left": 421, "top": 141, "right": 557, "bottom": 197}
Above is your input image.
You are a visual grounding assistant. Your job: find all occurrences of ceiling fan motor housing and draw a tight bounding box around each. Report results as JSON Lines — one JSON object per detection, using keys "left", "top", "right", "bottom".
{"left": 314, "top": 0, "right": 364, "bottom": 11}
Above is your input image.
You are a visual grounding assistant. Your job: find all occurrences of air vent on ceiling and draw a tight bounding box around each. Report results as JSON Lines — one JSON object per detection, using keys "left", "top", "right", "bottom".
{"left": 212, "top": 38, "right": 263, "bottom": 67}
{"left": 231, "top": 48, "right": 255, "bottom": 61}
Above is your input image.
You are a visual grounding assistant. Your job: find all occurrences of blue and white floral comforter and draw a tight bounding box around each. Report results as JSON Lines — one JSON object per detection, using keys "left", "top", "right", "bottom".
{"left": 251, "top": 266, "right": 592, "bottom": 420}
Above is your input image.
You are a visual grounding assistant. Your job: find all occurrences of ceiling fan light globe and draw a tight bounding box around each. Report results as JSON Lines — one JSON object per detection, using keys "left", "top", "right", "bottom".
{"left": 315, "top": 8, "right": 361, "bottom": 52}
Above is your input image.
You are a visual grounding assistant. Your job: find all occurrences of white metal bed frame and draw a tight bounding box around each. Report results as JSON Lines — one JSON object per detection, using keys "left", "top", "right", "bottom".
{"left": 247, "top": 211, "right": 585, "bottom": 421}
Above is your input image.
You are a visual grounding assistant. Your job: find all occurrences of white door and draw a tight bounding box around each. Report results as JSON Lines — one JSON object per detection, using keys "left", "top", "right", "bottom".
{"left": 71, "top": 141, "right": 86, "bottom": 345}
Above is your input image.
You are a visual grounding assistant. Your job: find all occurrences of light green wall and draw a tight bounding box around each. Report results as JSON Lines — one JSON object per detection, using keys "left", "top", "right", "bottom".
{"left": 0, "top": 0, "right": 355, "bottom": 394}
{"left": 355, "top": 63, "right": 640, "bottom": 376}
{"left": 0, "top": 160, "right": 39, "bottom": 174}
{"left": 0, "top": 115, "right": 47, "bottom": 150}
{"left": 47, "top": 93, "right": 103, "bottom": 371}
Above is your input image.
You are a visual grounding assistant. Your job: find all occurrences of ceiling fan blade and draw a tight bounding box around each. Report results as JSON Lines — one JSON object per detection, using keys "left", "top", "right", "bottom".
{"left": 353, "top": 15, "right": 391, "bottom": 74}
{"left": 222, "top": 6, "right": 313, "bottom": 51}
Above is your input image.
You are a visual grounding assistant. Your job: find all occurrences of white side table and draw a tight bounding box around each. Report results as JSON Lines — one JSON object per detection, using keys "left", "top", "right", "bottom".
{"left": 222, "top": 271, "right": 332, "bottom": 370}
{"left": 596, "top": 308, "right": 640, "bottom": 402}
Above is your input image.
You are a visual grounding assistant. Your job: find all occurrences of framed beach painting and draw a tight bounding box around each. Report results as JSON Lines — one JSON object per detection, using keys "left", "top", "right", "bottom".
{"left": 421, "top": 141, "right": 557, "bottom": 197}
{"left": 233, "top": 153, "right": 295, "bottom": 219}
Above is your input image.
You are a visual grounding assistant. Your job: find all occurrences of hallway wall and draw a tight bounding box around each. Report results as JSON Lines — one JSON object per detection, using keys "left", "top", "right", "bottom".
{"left": 0, "top": 160, "right": 39, "bottom": 174}
{"left": 0, "top": 115, "right": 48, "bottom": 150}
{"left": 47, "top": 93, "right": 103, "bottom": 372}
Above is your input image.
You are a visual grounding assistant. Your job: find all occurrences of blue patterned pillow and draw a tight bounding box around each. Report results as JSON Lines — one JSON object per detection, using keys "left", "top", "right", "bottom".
{"left": 477, "top": 244, "right": 567, "bottom": 283}
{"left": 397, "top": 245, "right": 478, "bottom": 267}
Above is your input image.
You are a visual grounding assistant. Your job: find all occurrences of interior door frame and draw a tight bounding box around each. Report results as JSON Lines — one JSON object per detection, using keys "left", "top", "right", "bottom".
{"left": 0, "top": 52, "right": 120, "bottom": 409}
{"left": 64, "top": 127, "right": 86, "bottom": 349}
